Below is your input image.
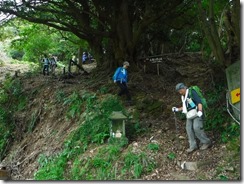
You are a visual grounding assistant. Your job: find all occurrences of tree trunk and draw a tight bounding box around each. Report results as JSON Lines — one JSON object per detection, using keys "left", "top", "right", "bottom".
{"left": 197, "top": 0, "right": 226, "bottom": 67}
{"left": 76, "top": 47, "right": 83, "bottom": 73}
{"left": 114, "top": 0, "right": 135, "bottom": 64}
{"left": 231, "top": 0, "right": 240, "bottom": 47}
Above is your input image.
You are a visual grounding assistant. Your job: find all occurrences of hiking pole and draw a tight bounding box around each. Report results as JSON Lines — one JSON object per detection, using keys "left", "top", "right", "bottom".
{"left": 173, "top": 111, "right": 180, "bottom": 150}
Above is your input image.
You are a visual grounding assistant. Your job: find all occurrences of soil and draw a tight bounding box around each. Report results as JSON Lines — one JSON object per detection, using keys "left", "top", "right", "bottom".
{"left": 0, "top": 53, "right": 240, "bottom": 181}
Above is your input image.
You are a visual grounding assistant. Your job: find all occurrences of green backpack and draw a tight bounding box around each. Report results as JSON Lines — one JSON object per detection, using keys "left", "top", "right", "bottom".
{"left": 189, "top": 86, "right": 208, "bottom": 114}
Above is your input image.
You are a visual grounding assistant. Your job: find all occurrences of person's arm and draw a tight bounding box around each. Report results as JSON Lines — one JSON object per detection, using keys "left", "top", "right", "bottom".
{"left": 191, "top": 89, "right": 203, "bottom": 117}
{"left": 197, "top": 103, "right": 203, "bottom": 112}
{"left": 191, "top": 90, "right": 202, "bottom": 111}
{"left": 177, "top": 107, "right": 183, "bottom": 111}
{"left": 113, "top": 67, "right": 120, "bottom": 82}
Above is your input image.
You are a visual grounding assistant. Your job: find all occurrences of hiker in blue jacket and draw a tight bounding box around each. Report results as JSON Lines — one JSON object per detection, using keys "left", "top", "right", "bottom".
{"left": 113, "top": 61, "right": 132, "bottom": 104}
{"left": 172, "top": 83, "right": 211, "bottom": 153}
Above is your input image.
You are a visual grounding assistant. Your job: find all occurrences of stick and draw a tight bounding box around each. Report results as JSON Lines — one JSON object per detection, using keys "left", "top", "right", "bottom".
{"left": 173, "top": 112, "right": 180, "bottom": 149}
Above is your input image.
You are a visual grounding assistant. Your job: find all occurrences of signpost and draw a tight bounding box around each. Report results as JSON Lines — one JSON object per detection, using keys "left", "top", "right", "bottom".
{"left": 143, "top": 55, "right": 163, "bottom": 75}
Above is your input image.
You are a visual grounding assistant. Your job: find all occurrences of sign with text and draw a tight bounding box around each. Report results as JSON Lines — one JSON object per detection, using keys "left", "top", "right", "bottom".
{"left": 148, "top": 56, "right": 163, "bottom": 63}
{"left": 230, "top": 88, "right": 240, "bottom": 104}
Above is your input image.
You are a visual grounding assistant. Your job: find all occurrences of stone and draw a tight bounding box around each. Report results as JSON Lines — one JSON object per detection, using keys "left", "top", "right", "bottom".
{"left": 179, "top": 136, "right": 185, "bottom": 139}
{"left": 178, "top": 160, "right": 213, "bottom": 171}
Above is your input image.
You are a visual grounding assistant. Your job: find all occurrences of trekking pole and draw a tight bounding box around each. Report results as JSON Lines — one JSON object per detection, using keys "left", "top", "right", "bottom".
{"left": 173, "top": 111, "right": 180, "bottom": 150}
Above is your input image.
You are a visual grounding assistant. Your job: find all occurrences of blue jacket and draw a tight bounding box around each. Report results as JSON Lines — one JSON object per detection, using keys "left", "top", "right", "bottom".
{"left": 113, "top": 67, "right": 128, "bottom": 83}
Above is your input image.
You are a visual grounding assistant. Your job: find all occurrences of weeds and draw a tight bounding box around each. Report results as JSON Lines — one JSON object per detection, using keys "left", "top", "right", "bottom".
{"left": 122, "top": 151, "right": 155, "bottom": 179}
{"left": 63, "top": 92, "right": 84, "bottom": 119}
{"left": 205, "top": 85, "right": 240, "bottom": 143}
{"left": 167, "top": 152, "right": 176, "bottom": 160}
{"left": 55, "top": 90, "right": 66, "bottom": 103}
{"left": 0, "top": 77, "right": 27, "bottom": 159}
{"left": 147, "top": 143, "right": 159, "bottom": 151}
{"left": 34, "top": 92, "right": 156, "bottom": 180}
{"left": 28, "top": 110, "right": 39, "bottom": 133}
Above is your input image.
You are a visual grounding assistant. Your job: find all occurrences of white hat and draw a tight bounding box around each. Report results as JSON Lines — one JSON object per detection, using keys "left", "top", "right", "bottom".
{"left": 123, "top": 61, "right": 130, "bottom": 66}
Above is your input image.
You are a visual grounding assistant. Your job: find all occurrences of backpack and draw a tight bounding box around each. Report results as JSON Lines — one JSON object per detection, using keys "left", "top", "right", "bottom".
{"left": 189, "top": 86, "right": 208, "bottom": 114}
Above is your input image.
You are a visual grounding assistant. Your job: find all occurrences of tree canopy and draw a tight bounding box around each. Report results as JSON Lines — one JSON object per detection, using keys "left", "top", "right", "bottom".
{"left": 0, "top": 0, "right": 240, "bottom": 69}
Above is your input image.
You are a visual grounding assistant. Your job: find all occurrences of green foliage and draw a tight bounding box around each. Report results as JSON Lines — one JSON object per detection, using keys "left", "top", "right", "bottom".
{"left": 34, "top": 92, "right": 157, "bottom": 180}
{"left": 71, "top": 94, "right": 124, "bottom": 145}
{"left": 70, "top": 145, "right": 120, "bottom": 180}
{"left": 205, "top": 85, "right": 240, "bottom": 143}
{"left": 2, "top": 19, "right": 89, "bottom": 63}
{"left": 147, "top": 143, "right": 159, "bottom": 151}
{"left": 167, "top": 152, "right": 176, "bottom": 160}
{"left": 98, "top": 86, "right": 108, "bottom": 94}
{"left": 109, "top": 136, "right": 128, "bottom": 148}
{"left": 0, "top": 77, "right": 26, "bottom": 159}
{"left": 0, "top": 59, "right": 4, "bottom": 66}
{"left": 219, "top": 175, "right": 228, "bottom": 181}
{"left": 35, "top": 152, "right": 69, "bottom": 180}
{"left": 34, "top": 94, "right": 126, "bottom": 180}
{"left": 9, "top": 49, "right": 24, "bottom": 60}
{"left": 63, "top": 92, "right": 84, "bottom": 119}
{"left": 27, "top": 110, "right": 39, "bottom": 133}
{"left": 122, "top": 151, "right": 155, "bottom": 179}
{"left": 55, "top": 90, "right": 66, "bottom": 103}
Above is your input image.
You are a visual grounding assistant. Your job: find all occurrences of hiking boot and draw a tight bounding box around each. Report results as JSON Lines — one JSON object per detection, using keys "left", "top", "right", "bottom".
{"left": 200, "top": 143, "right": 211, "bottom": 150}
{"left": 186, "top": 147, "right": 197, "bottom": 153}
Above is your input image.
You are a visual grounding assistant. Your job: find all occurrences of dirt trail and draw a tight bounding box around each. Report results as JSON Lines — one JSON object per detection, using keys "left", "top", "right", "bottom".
{"left": 0, "top": 52, "right": 240, "bottom": 181}
{"left": 0, "top": 46, "right": 30, "bottom": 82}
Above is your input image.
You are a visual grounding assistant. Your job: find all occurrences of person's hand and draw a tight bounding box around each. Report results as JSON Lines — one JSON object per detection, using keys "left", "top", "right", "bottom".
{"left": 197, "top": 111, "right": 203, "bottom": 117}
{"left": 172, "top": 107, "right": 178, "bottom": 112}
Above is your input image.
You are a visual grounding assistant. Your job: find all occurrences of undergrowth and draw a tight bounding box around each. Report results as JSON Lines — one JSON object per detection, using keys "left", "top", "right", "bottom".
{"left": 205, "top": 84, "right": 240, "bottom": 143}
{"left": 0, "top": 75, "right": 27, "bottom": 160}
{"left": 34, "top": 91, "right": 155, "bottom": 180}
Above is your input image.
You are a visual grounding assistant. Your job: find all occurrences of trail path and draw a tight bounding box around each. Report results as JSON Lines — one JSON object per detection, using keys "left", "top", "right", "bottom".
{"left": 0, "top": 44, "right": 30, "bottom": 82}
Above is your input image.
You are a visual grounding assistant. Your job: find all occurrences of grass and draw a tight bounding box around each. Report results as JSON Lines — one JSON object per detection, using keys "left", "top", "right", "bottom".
{"left": 34, "top": 92, "right": 157, "bottom": 180}
{"left": 0, "top": 76, "right": 27, "bottom": 159}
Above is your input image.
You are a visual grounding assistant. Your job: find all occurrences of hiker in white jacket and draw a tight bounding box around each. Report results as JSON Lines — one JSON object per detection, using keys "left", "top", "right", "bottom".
{"left": 172, "top": 83, "right": 211, "bottom": 153}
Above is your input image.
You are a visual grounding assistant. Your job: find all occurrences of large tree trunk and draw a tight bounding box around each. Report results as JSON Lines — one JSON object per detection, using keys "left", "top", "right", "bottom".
{"left": 231, "top": 0, "right": 240, "bottom": 47}
{"left": 197, "top": 0, "right": 226, "bottom": 67}
{"left": 114, "top": 0, "right": 135, "bottom": 66}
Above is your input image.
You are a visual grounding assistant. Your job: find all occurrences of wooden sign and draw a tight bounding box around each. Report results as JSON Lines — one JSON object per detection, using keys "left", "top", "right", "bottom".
{"left": 148, "top": 57, "right": 163, "bottom": 63}
{"left": 143, "top": 56, "right": 163, "bottom": 75}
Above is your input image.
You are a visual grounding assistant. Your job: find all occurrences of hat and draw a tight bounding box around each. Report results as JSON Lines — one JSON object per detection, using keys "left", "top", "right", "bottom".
{"left": 123, "top": 61, "right": 130, "bottom": 66}
{"left": 175, "top": 83, "right": 186, "bottom": 91}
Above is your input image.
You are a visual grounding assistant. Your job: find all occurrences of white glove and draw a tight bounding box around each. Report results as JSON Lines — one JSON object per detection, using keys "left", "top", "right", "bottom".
{"left": 197, "top": 111, "right": 203, "bottom": 117}
{"left": 172, "top": 107, "right": 179, "bottom": 112}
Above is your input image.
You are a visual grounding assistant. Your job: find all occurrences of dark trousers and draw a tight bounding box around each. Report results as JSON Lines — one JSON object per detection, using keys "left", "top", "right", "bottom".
{"left": 116, "top": 82, "right": 131, "bottom": 101}
{"left": 43, "top": 65, "right": 49, "bottom": 75}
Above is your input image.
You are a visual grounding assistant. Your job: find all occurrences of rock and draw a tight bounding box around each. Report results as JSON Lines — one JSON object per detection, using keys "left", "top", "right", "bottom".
{"left": 225, "top": 166, "right": 235, "bottom": 172}
{"left": 179, "top": 136, "right": 185, "bottom": 139}
{"left": 151, "top": 140, "right": 158, "bottom": 144}
{"left": 133, "top": 142, "right": 138, "bottom": 147}
{"left": 180, "top": 161, "right": 198, "bottom": 171}
{"left": 178, "top": 160, "right": 213, "bottom": 171}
